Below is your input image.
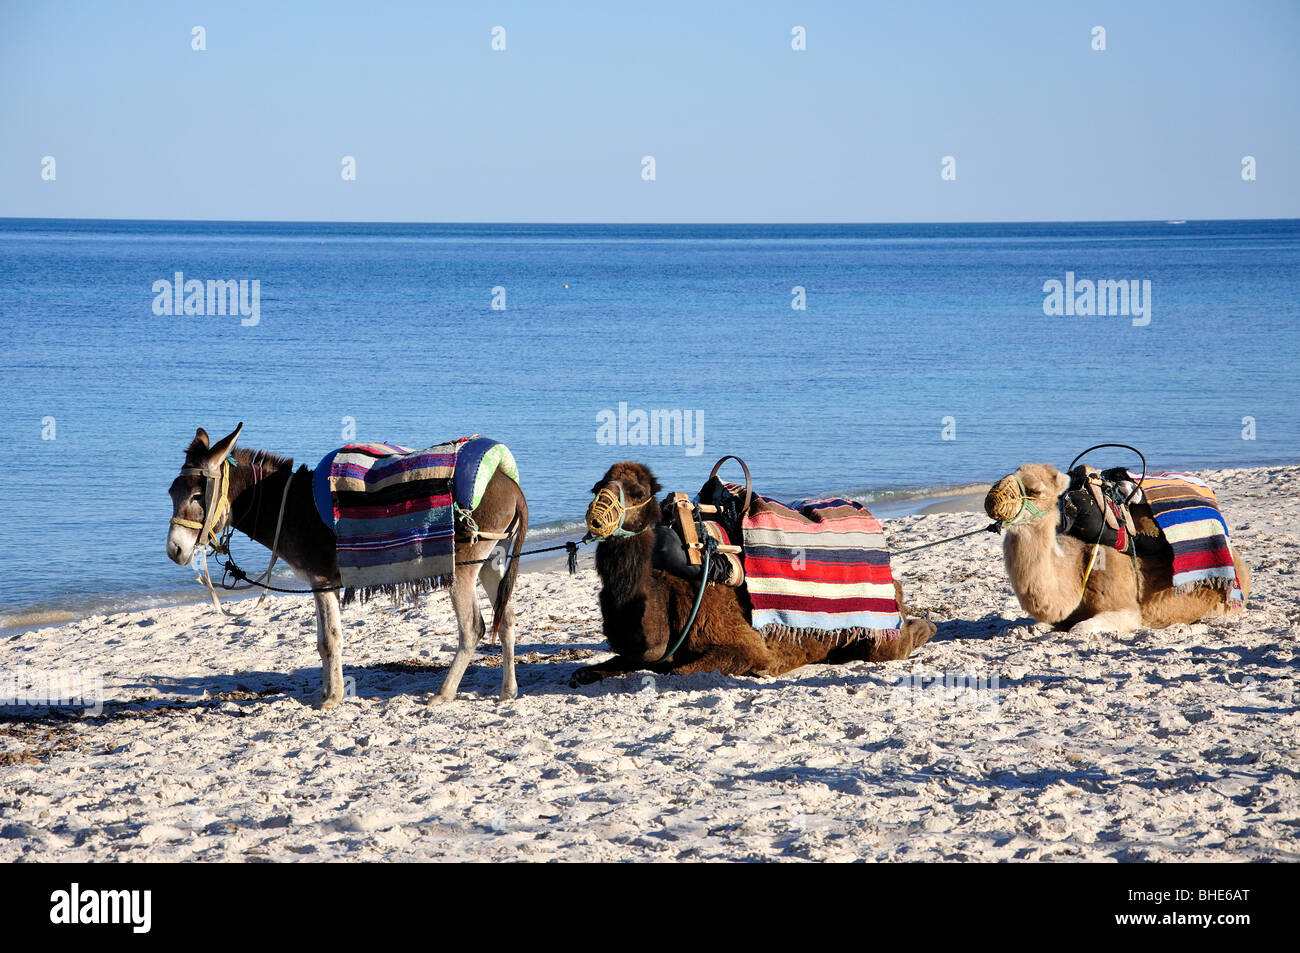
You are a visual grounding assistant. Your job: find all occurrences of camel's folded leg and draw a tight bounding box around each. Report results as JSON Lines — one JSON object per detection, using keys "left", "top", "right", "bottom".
{"left": 671, "top": 643, "right": 774, "bottom": 676}
{"left": 570, "top": 655, "right": 649, "bottom": 687}
{"left": 865, "top": 617, "right": 937, "bottom": 662}
{"left": 758, "top": 637, "right": 835, "bottom": 676}
{"left": 1068, "top": 607, "right": 1143, "bottom": 635}
{"left": 873, "top": 581, "right": 938, "bottom": 661}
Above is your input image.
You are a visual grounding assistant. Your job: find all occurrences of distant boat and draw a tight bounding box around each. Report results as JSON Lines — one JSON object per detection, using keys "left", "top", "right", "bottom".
{"left": 1166, "top": 220, "right": 1187, "bottom": 225}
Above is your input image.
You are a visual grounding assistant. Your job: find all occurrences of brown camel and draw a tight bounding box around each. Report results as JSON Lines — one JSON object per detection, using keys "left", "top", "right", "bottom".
{"left": 166, "top": 423, "right": 528, "bottom": 708}
{"left": 571, "top": 461, "right": 936, "bottom": 686}
{"left": 985, "top": 463, "right": 1251, "bottom": 634}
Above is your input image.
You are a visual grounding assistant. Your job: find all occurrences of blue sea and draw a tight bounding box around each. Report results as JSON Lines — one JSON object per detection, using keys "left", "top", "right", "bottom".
{"left": 1, "top": 218, "right": 1297, "bottom": 626}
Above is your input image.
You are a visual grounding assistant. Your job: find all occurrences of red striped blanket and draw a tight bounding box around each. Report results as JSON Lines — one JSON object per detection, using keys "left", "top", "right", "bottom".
{"left": 741, "top": 495, "right": 901, "bottom": 644}
{"left": 1135, "top": 471, "right": 1244, "bottom": 606}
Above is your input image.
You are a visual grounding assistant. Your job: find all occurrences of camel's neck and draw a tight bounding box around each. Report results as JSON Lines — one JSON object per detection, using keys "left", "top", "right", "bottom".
{"left": 592, "top": 525, "right": 665, "bottom": 659}
{"left": 594, "top": 529, "right": 656, "bottom": 607}
{"left": 1002, "top": 511, "right": 1087, "bottom": 624}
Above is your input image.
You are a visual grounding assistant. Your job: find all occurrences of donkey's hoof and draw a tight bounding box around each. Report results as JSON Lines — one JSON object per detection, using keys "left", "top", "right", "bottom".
{"left": 317, "top": 693, "right": 343, "bottom": 711}
{"left": 425, "top": 693, "right": 452, "bottom": 707}
{"left": 499, "top": 688, "right": 518, "bottom": 702}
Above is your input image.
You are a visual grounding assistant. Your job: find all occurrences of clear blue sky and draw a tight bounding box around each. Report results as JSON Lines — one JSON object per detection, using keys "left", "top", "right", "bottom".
{"left": 2, "top": 0, "right": 1297, "bottom": 222}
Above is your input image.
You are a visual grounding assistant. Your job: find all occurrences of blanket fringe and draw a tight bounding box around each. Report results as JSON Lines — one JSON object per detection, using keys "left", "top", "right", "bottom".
{"left": 1171, "top": 575, "right": 1242, "bottom": 608}
{"left": 341, "top": 574, "right": 454, "bottom": 607}
{"left": 1171, "top": 577, "right": 1232, "bottom": 595}
{"left": 758, "top": 623, "right": 901, "bottom": 647}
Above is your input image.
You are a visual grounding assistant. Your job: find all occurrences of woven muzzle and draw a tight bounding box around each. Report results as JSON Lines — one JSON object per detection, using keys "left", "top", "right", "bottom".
{"left": 985, "top": 475, "right": 1050, "bottom": 525}
{"left": 585, "top": 483, "right": 651, "bottom": 539}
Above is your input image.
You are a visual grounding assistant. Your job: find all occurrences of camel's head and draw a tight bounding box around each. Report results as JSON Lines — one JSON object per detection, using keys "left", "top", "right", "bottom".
{"left": 166, "top": 422, "right": 243, "bottom": 565}
{"left": 586, "top": 461, "right": 662, "bottom": 539}
{"left": 985, "top": 463, "right": 1069, "bottom": 528}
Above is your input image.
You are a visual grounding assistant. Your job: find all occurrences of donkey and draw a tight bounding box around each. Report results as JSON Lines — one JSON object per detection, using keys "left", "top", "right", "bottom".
{"left": 166, "top": 423, "right": 528, "bottom": 709}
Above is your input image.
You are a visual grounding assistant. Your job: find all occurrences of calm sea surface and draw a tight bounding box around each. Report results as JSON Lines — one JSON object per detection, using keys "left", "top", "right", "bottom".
{"left": 2, "top": 219, "right": 1297, "bottom": 623}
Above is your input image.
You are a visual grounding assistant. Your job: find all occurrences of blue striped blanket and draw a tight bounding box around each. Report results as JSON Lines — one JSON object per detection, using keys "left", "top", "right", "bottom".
{"left": 311, "top": 436, "right": 519, "bottom": 601}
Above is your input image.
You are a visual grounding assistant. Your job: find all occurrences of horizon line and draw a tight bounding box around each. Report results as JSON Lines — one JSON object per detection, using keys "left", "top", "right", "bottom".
{"left": 3, "top": 215, "right": 1298, "bottom": 228}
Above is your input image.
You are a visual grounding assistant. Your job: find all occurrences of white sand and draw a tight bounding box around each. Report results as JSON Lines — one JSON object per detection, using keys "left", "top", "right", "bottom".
{"left": 2, "top": 465, "right": 1296, "bottom": 862}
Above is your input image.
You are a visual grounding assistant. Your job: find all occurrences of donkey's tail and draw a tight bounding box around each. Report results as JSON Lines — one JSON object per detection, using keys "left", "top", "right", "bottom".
{"left": 490, "top": 492, "right": 528, "bottom": 640}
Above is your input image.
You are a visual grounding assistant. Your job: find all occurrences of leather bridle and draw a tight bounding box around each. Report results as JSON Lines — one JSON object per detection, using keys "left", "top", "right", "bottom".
{"left": 170, "top": 457, "right": 234, "bottom": 554}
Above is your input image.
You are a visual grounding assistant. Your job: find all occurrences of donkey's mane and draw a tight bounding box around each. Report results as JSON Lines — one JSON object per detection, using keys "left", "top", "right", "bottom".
{"left": 184, "top": 437, "right": 294, "bottom": 472}
{"left": 232, "top": 446, "right": 295, "bottom": 471}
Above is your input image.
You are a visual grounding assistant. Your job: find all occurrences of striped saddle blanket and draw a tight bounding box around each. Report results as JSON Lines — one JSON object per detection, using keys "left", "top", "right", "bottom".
{"left": 1133, "top": 471, "right": 1244, "bottom": 606}
{"left": 312, "top": 436, "right": 519, "bottom": 600}
{"left": 741, "top": 495, "right": 901, "bottom": 645}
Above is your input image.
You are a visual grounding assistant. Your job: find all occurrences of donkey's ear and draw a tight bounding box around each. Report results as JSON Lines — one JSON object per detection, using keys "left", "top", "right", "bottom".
{"left": 206, "top": 421, "right": 244, "bottom": 466}
{"left": 193, "top": 427, "right": 210, "bottom": 450}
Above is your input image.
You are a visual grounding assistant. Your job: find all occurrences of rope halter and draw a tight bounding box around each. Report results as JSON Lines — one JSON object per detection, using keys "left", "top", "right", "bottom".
{"left": 170, "top": 457, "right": 234, "bottom": 553}
{"left": 985, "top": 474, "right": 1054, "bottom": 527}
{"left": 585, "top": 482, "right": 654, "bottom": 539}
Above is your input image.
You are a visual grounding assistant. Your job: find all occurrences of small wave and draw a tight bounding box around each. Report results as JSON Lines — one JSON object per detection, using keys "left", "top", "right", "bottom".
{"left": 0, "top": 588, "right": 213, "bottom": 635}
{"left": 526, "top": 518, "right": 588, "bottom": 540}
{"left": 0, "top": 608, "right": 78, "bottom": 630}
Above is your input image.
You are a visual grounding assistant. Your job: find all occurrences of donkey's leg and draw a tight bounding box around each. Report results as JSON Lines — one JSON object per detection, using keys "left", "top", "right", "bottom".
{"left": 480, "top": 557, "right": 518, "bottom": 702}
{"left": 313, "top": 590, "right": 345, "bottom": 710}
{"left": 432, "top": 566, "right": 487, "bottom": 704}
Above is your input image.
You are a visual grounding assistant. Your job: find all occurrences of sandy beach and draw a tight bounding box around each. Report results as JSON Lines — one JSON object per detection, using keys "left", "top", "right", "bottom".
{"left": 2, "top": 465, "right": 1296, "bottom": 862}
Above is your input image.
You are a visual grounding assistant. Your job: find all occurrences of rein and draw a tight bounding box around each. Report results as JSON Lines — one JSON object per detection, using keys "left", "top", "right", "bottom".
{"left": 214, "top": 538, "right": 587, "bottom": 595}
{"left": 892, "top": 522, "right": 1001, "bottom": 554}
{"left": 660, "top": 535, "right": 713, "bottom": 662}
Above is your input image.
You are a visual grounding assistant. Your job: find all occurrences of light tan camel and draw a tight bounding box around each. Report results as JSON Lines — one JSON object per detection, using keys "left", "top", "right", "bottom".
{"left": 985, "top": 464, "right": 1250, "bottom": 634}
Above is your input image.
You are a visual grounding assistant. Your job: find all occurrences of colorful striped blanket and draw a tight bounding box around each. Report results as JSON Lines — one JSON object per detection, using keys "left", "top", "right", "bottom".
{"left": 741, "top": 495, "right": 902, "bottom": 644}
{"left": 1134, "top": 470, "right": 1244, "bottom": 606}
{"left": 311, "top": 437, "right": 519, "bottom": 603}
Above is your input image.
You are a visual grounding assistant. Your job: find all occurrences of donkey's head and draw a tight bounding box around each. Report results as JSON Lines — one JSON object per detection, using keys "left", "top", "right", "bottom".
{"left": 586, "top": 461, "right": 663, "bottom": 539}
{"left": 166, "top": 422, "right": 243, "bottom": 565}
